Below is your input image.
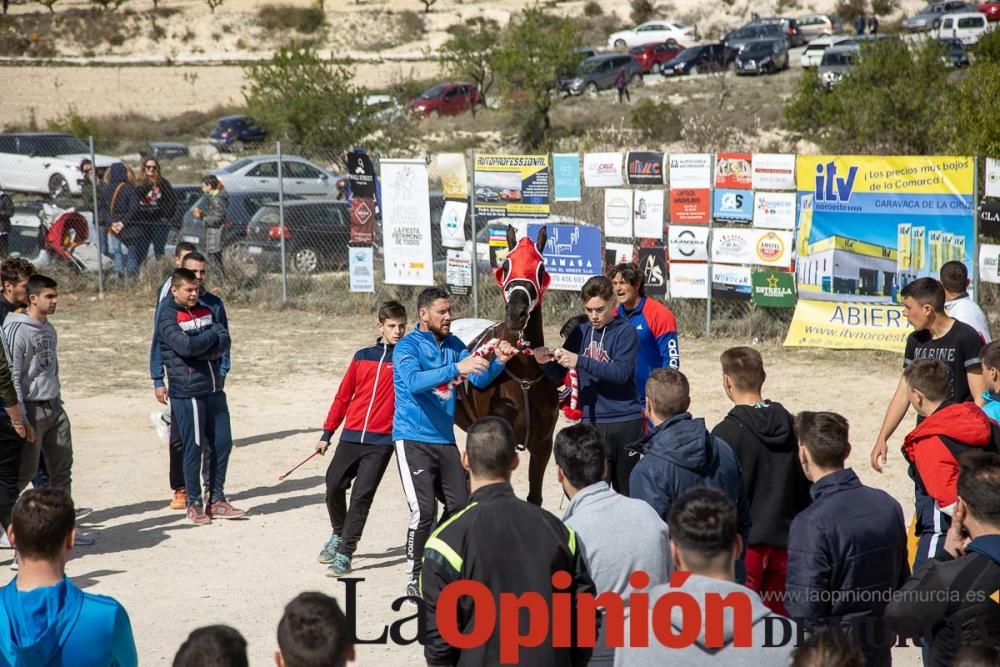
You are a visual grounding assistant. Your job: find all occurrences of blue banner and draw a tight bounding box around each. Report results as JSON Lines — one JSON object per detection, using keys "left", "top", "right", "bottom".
{"left": 713, "top": 188, "right": 753, "bottom": 223}
{"left": 553, "top": 154, "right": 582, "bottom": 202}
{"left": 527, "top": 223, "right": 601, "bottom": 291}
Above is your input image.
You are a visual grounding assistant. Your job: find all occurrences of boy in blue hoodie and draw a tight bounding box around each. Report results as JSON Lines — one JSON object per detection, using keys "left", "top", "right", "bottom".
{"left": 0, "top": 488, "right": 136, "bottom": 666}
{"left": 981, "top": 340, "right": 1000, "bottom": 422}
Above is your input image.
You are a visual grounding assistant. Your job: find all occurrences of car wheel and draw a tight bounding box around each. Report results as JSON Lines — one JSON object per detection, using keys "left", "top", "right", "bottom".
{"left": 48, "top": 174, "right": 69, "bottom": 200}
{"left": 614, "top": 39, "right": 627, "bottom": 49}
{"left": 630, "top": 73, "right": 643, "bottom": 85}
{"left": 689, "top": 64, "right": 699, "bottom": 75}
{"left": 651, "top": 62, "right": 661, "bottom": 73}
{"left": 586, "top": 81, "right": 599, "bottom": 96}
{"left": 292, "top": 246, "right": 320, "bottom": 274}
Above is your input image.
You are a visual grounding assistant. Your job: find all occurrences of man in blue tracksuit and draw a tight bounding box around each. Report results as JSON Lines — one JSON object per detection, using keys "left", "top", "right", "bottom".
{"left": 393, "top": 287, "right": 517, "bottom": 598}
{"left": 0, "top": 488, "right": 137, "bottom": 666}
{"left": 157, "top": 267, "right": 242, "bottom": 525}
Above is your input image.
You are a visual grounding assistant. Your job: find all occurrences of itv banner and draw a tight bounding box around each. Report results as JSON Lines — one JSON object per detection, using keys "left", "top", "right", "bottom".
{"left": 785, "top": 299, "right": 913, "bottom": 353}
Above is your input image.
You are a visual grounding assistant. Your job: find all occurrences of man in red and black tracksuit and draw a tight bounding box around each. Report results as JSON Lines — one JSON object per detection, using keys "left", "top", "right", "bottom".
{"left": 314, "top": 301, "right": 407, "bottom": 577}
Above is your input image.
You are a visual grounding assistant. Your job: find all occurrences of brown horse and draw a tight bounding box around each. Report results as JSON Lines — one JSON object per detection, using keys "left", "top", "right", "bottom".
{"left": 455, "top": 225, "right": 560, "bottom": 505}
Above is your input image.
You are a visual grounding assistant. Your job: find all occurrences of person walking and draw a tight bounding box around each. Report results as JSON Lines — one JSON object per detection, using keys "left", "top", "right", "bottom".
{"left": 869, "top": 14, "right": 880, "bottom": 35}
{"left": 191, "top": 176, "right": 228, "bottom": 280}
{"left": 615, "top": 67, "right": 631, "bottom": 104}
{"left": 136, "top": 157, "right": 177, "bottom": 262}
{"left": 854, "top": 13, "right": 866, "bottom": 35}
{"left": 97, "top": 163, "right": 138, "bottom": 279}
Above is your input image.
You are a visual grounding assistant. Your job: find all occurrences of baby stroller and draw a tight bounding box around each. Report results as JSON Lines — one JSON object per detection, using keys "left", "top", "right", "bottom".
{"left": 31, "top": 204, "right": 107, "bottom": 273}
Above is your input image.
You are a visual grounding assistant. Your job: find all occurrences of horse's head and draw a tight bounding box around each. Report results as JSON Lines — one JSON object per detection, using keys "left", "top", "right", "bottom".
{"left": 495, "top": 224, "right": 550, "bottom": 336}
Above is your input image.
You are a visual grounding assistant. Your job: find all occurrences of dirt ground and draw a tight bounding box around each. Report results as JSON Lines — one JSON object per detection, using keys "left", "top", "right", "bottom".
{"left": 21, "top": 289, "right": 924, "bottom": 664}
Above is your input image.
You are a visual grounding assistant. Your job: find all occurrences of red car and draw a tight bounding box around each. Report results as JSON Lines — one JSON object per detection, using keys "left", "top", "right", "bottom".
{"left": 500, "top": 189, "right": 522, "bottom": 201}
{"left": 629, "top": 40, "right": 686, "bottom": 73}
{"left": 409, "top": 83, "right": 480, "bottom": 118}
{"left": 979, "top": 1, "right": 1000, "bottom": 20}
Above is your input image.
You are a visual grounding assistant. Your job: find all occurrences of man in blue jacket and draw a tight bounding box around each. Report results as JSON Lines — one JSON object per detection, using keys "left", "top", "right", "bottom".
{"left": 157, "top": 268, "right": 242, "bottom": 525}
{"left": 393, "top": 287, "right": 516, "bottom": 598}
{"left": 0, "top": 488, "right": 137, "bottom": 666}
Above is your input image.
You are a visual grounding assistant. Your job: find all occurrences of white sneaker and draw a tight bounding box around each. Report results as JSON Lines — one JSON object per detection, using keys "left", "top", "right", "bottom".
{"left": 75, "top": 531, "right": 96, "bottom": 546}
{"left": 149, "top": 410, "right": 170, "bottom": 444}
{"left": 0, "top": 528, "right": 10, "bottom": 549}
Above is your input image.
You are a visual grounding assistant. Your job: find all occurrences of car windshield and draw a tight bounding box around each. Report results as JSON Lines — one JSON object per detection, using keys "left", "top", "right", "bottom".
{"left": 745, "top": 41, "right": 775, "bottom": 54}
{"left": 29, "top": 135, "right": 89, "bottom": 156}
{"left": 253, "top": 206, "right": 281, "bottom": 228}
{"left": 221, "top": 158, "right": 255, "bottom": 173}
{"left": 420, "top": 85, "right": 448, "bottom": 99}
{"left": 822, "top": 51, "right": 854, "bottom": 65}
{"left": 629, "top": 46, "right": 647, "bottom": 54}
{"left": 579, "top": 58, "right": 608, "bottom": 73}
{"left": 675, "top": 47, "right": 701, "bottom": 61}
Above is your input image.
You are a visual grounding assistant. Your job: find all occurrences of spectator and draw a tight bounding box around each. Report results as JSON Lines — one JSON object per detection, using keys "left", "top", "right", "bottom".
{"left": 0, "top": 327, "right": 29, "bottom": 558}
{"left": 629, "top": 368, "right": 751, "bottom": 559}
{"left": 421, "top": 417, "right": 594, "bottom": 666}
{"left": 615, "top": 67, "right": 630, "bottom": 104}
{"left": 941, "top": 261, "right": 991, "bottom": 343}
{"left": 136, "top": 157, "right": 177, "bottom": 262}
{"left": 275, "top": 592, "right": 354, "bottom": 667}
{"left": 610, "top": 262, "right": 679, "bottom": 402}
{"left": 0, "top": 191, "right": 11, "bottom": 259}
{"left": 981, "top": 341, "right": 1000, "bottom": 422}
{"left": 885, "top": 452, "right": 1000, "bottom": 666}
{"left": 393, "top": 287, "right": 515, "bottom": 597}
{"left": 0, "top": 258, "right": 34, "bottom": 325}
{"left": 0, "top": 489, "right": 137, "bottom": 666}
{"left": 711, "top": 346, "right": 811, "bottom": 615}
{"left": 787, "top": 412, "right": 909, "bottom": 667}
{"left": 617, "top": 488, "right": 796, "bottom": 665}
{"left": 855, "top": 13, "right": 866, "bottom": 35}
{"left": 554, "top": 423, "right": 670, "bottom": 665}
{"left": 97, "top": 162, "right": 139, "bottom": 279}
{"left": 547, "top": 275, "right": 643, "bottom": 495}
{"left": 314, "top": 301, "right": 406, "bottom": 577}
{"left": 173, "top": 625, "right": 248, "bottom": 667}
{"left": 869, "top": 14, "right": 879, "bottom": 35}
{"left": 792, "top": 626, "right": 865, "bottom": 667}
{"left": 77, "top": 159, "right": 95, "bottom": 215}
{"left": 157, "top": 268, "right": 242, "bottom": 524}
{"left": 192, "top": 175, "right": 228, "bottom": 281}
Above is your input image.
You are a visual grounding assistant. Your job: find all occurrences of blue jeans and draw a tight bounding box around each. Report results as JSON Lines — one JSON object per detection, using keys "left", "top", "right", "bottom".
{"left": 149, "top": 223, "right": 170, "bottom": 259}
{"left": 172, "top": 391, "right": 233, "bottom": 507}
{"left": 124, "top": 239, "right": 147, "bottom": 278}
{"left": 104, "top": 233, "right": 125, "bottom": 277}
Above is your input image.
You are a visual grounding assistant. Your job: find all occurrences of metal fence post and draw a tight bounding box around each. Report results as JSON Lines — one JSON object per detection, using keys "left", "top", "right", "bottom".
{"left": 974, "top": 155, "right": 981, "bottom": 302}
{"left": 469, "top": 149, "right": 478, "bottom": 319}
{"left": 90, "top": 136, "right": 104, "bottom": 297}
{"left": 705, "top": 154, "right": 715, "bottom": 335}
{"left": 277, "top": 141, "right": 287, "bottom": 304}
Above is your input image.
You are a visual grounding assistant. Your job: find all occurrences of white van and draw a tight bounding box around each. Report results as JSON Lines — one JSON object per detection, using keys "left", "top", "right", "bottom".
{"left": 932, "top": 12, "right": 991, "bottom": 44}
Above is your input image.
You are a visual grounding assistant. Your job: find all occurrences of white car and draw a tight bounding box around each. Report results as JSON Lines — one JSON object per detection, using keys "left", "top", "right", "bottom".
{"left": 799, "top": 34, "right": 852, "bottom": 67}
{"left": 210, "top": 155, "right": 344, "bottom": 198}
{"left": 931, "top": 11, "right": 992, "bottom": 44}
{"left": 607, "top": 20, "right": 698, "bottom": 49}
{"left": 0, "top": 133, "right": 118, "bottom": 198}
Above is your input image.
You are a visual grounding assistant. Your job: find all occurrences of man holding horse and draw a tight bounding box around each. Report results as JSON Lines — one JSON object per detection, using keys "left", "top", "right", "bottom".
{"left": 393, "top": 287, "right": 518, "bottom": 599}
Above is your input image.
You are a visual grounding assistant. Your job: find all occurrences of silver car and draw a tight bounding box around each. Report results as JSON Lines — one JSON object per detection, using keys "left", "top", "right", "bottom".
{"left": 818, "top": 44, "right": 860, "bottom": 88}
{"left": 210, "top": 155, "right": 343, "bottom": 198}
{"left": 902, "top": 1, "right": 977, "bottom": 31}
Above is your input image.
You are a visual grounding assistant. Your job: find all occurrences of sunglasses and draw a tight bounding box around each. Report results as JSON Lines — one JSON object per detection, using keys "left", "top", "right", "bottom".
{"left": 145, "top": 165, "right": 159, "bottom": 171}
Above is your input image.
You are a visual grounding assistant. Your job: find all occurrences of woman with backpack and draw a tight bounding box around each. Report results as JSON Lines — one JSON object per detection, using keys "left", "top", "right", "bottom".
{"left": 98, "top": 163, "right": 139, "bottom": 279}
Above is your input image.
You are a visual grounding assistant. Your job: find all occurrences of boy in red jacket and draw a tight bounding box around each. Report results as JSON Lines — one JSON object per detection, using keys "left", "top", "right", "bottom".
{"left": 314, "top": 301, "right": 407, "bottom": 576}
{"left": 902, "top": 358, "right": 998, "bottom": 562}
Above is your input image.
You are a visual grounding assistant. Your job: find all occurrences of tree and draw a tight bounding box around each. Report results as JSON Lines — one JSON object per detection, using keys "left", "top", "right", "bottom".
{"left": 90, "top": 0, "right": 128, "bottom": 10}
{"left": 492, "top": 8, "right": 581, "bottom": 148}
{"left": 33, "top": 0, "right": 60, "bottom": 12}
{"left": 419, "top": 0, "right": 436, "bottom": 12}
{"left": 243, "top": 45, "right": 373, "bottom": 163}
{"left": 439, "top": 18, "right": 499, "bottom": 111}
{"left": 206, "top": 0, "right": 223, "bottom": 13}
{"left": 935, "top": 61, "right": 1000, "bottom": 157}
{"left": 630, "top": 0, "right": 656, "bottom": 25}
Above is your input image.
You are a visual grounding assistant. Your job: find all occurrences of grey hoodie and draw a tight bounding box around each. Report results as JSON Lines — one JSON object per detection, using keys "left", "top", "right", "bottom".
{"left": 615, "top": 574, "right": 796, "bottom": 666}
{"left": 2, "top": 312, "right": 59, "bottom": 403}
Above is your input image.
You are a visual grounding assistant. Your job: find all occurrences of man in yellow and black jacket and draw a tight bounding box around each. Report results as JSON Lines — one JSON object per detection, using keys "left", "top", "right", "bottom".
{"left": 420, "top": 417, "right": 596, "bottom": 667}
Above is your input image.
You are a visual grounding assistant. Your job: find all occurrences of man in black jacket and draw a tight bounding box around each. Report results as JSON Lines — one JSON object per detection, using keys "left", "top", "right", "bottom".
{"left": 0, "top": 258, "right": 34, "bottom": 326}
{"left": 420, "top": 417, "right": 595, "bottom": 667}
{"left": 712, "top": 346, "right": 811, "bottom": 615}
{"left": 885, "top": 452, "right": 1000, "bottom": 666}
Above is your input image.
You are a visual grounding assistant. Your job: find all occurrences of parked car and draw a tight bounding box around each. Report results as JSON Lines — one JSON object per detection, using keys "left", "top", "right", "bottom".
{"left": 362, "top": 95, "right": 405, "bottom": 123}
{"left": 0, "top": 133, "right": 118, "bottom": 199}
{"left": 559, "top": 54, "right": 644, "bottom": 95}
{"left": 903, "top": 1, "right": 978, "bottom": 31}
{"left": 661, "top": 43, "right": 731, "bottom": 75}
{"left": 475, "top": 187, "right": 500, "bottom": 202}
{"left": 800, "top": 34, "right": 853, "bottom": 66}
{"left": 607, "top": 20, "right": 698, "bottom": 49}
{"left": 749, "top": 16, "right": 807, "bottom": 46}
{"left": 796, "top": 13, "right": 845, "bottom": 39}
{"left": 735, "top": 39, "right": 790, "bottom": 74}
{"left": 629, "top": 40, "right": 686, "bottom": 73}
{"left": 210, "top": 156, "right": 344, "bottom": 198}
{"left": 208, "top": 115, "right": 267, "bottom": 152}
{"left": 819, "top": 44, "right": 860, "bottom": 88}
{"left": 243, "top": 200, "right": 351, "bottom": 274}
{"left": 167, "top": 185, "right": 203, "bottom": 231}
{"left": 143, "top": 142, "right": 189, "bottom": 161}
{"left": 725, "top": 24, "right": 789, "bottom": 54}
{"left": 978, "top": 0, "right": 1000, "bottom": 20}
{"left": 176, "top": 190, "right": 305, "bottom": 250}
{"left": 409, "top": 83, "right": 480, "bottom": 118}
{"left": 930, "top": 11, "right": 992, "bottom": 43}
{"left": 939, "top": 37, "right": 972, "bottom": 65}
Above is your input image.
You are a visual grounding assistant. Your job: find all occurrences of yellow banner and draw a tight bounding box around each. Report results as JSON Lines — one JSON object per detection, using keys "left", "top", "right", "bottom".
{"left": 437, "top": 153, "right": 469, "bottom": 200}
{"left": 796, "top": 156, "right": 974, "bottom": 196}
{"left": 784, "top": 299, "right": 912, "bottom": 353}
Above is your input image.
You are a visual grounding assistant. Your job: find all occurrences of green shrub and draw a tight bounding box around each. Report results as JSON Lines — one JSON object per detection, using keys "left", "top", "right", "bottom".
{"left": 398, "top": 9, "right": 426, "bottom": 41}
{"left": 583, "top": 1, "right": 603, "bottom": 16}
{"left": 629, "top": 99, "right": 682, "bottom": 143}
{"left": 256, "top": 4, "right": 326, "bottom": 34}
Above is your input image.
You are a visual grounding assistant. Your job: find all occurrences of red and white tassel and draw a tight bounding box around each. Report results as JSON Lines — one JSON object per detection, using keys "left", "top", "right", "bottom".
{"left": 561, "top": 369, "right": 581, "bottom": 422}
{"left": 433, "top": 338, "right": 536, "bottom": 401}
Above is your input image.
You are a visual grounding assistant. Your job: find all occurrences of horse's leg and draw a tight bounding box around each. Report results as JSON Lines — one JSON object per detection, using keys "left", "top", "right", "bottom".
{"left": 526, "top": 416, "right": 557, "bottom": 507}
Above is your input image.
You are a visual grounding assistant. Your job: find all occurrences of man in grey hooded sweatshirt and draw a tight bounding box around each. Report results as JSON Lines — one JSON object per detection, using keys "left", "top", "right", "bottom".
{"left": 616, "top": 487, "right": 796, "bottom": 666}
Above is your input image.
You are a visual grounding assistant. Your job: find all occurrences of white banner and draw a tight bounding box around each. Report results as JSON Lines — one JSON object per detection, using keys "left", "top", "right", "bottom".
{"left": 439, "top": 200, "right": 467, "bottom": 248}
{"left": 380, "top": 159, "right": 434, "bottom": 286}
{"left": 669, "top": 262, "right": 709, "bottom": 299}
{"left": 668, "top": 154, "right": 712, "bottom": 189}
{"left": 752, "top": 153, "right": 796, "bottom": 190}
{"left": 583, "top": 152, "right": 624, "bottom": 187}
{"left": 604, "top": 189, "right": 633, "bottom": 239}
{"left": 712, "top": 263, "right": 752, "bottom": 289}
{"left": 606, "top": 242, "right": 633, "bottom": 265}
{"left": 446, "top": 249, "right": 473, "bottom": 295}
{"left": 988, "top": 158, "right": 1000, "bottom": 198}
{"left": 753, "top": 191, "right": 797, "bottom": 230}
{"left": 633, "top": 190, "right": 664, "bottom": 239}
{"left": 349, "top": 246, "right": 375, "bottom": 293}
{"left": 668, "top": 225, "right": 709, "bottom": 262}
{"left": 980, "top": 243, "right": 1000, "bottom": 283}
{"left": 711, "top": 228, "right": 793, "bottom": 268}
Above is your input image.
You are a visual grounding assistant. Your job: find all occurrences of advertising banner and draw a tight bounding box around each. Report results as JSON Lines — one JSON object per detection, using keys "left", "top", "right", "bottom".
{"left": 446, "top": 249, "right": 472, "bottom": 296}
{"left": 751, "top": 270, "right": 797, "bottom": 308}
{"left": 980, "top": 243, "right": 1000, "bottom": 283}
{"left": 634, "top": 190, "right": 665, "bottom": 239}
{"left": 795, "top": 156, "right": 975, "bottom": 305}
{"left": 712, "top": 264, "right": 752, "bottom": 300}
{"left": 584, "top": 152, "right": 624, "bottom": 187}
{"left": 987, "top": 157, "right": 1000, "bottom": 198}
{"left": 713, "top": 189, "right": 753, "bottom": 223}
{"left": 347, "top": 151, "right": 377, "bottom": 199}
{"left": 669, "top": 262, "right": 709, "bottom": 299}
{"left": 530, "top": 223, "right": 602, "bottom": 291}
{"left": 381, "top": 159, "right": 434, "bottom": 286}
{"left": 349, "top": 197, "right": 376, "bottom": 244}
{"left": 638, "top": 246, "right": 667, "bottom": 297}
{"left": 489, "top": 226, "right": 509, "bottom": 268}
{"left": 980, "top": 200, "right": 1000, "bottom": 237}
{"left": 670, "top": 188, "right": 710, "bottom": 224}
{"left": 348, "top": 246, "right": 375, "bottom": 293}
{"left": 784, "top": 299, "right": 912, "bottom": 353}
{"left": 606, "top": 242, "right": 634, "bottom": 267}
{"left": 473, "top": 154, "right": 550, "bottom": 218}
{"left": 715, "top": 153, "right": 752, "bottom": 189}
{"left": 626, "top": 151, "right": 665, "bottom": 185}
{"left": 753, "top": 191, "right": 797, "bottom": 230}
{"left": 604, "top": 189, "right": 633, "bottom": 239}
{"left": 752, "top": 153, "right": 796, "bottom": 190}
{"left": 711, "top": 228, "right": 793, "bottom": 268}
{"left": 669, "top": 154, "right": 712, "bottom": 189}
{"left": 439, "top": 200, "right": 467, "bottom": 249}
{"left": 668, "top": 225, "right": 709, "bottom": 261}
{"left": 437, "top": 153, "right": 468, "bottom": 200}
{"left": 553, "top": 153, "right": 582, "bottom": 201}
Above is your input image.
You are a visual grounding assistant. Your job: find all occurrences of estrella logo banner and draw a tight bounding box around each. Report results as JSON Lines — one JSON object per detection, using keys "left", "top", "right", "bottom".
{"left": 795, "top": 156, "right": 975, "bottom": 307}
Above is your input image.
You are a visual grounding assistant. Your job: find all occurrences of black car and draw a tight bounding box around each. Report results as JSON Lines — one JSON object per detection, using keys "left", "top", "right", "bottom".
{"left": 208, "top": 115, "right": 268, "bottom": 152}
{"left": 168, "top": 185, "right": 203, "bottom": 231}
{"left": 725, "top": 23, "right": 789, "bottom": 54}
{"left": 143, "top": 142, "right": 190, "bottom": 161}
{"left": 661, "top": 44, "right": 730, "bottom": 76}
{"left": 243, "top": 199, "right": 350, "bottom": 274}
{"left": 748, "top": 16, "right": 806, "bottom": 46}
{"left": 735, "top": 39, "right": 790, "bottom": 74}
{"left": 939, "top": 38, "right": 970, "bottom": 67}
{"left": 177, "top": 190, "right": 303, "bottom": 250}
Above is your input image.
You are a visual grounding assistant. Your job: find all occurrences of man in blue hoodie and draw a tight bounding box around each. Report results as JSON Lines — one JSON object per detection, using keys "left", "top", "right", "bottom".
{"left": 0, "top": 488, "right": 137, "bottom": 666}
{"left": 393, "top": 286, "right": 516, "bottom": 598}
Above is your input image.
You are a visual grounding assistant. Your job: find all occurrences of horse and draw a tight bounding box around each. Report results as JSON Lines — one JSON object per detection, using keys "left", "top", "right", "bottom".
{"left": 455, "top": 224, "right": 561, "bottom": 506}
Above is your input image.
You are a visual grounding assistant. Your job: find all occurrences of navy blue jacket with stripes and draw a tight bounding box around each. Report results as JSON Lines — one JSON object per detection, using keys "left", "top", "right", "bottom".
{"left": 156, "top": 297, "right": 231, "bottom": 399}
